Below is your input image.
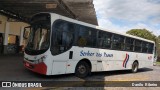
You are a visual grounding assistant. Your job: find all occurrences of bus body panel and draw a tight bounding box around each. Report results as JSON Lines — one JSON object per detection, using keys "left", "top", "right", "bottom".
{"left": 40, "top": 46, "right": 153, "bottom": 75}
{"left": 24, "top": 46, "right": 154, "bottom": 75}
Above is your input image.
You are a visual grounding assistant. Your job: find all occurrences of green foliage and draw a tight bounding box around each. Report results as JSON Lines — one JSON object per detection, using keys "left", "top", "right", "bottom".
{"left": 126, "top": 29, "right": 156, "bottom": 41}
{"left": 156, "top": 61, "right": 160, "bottom": 65}
{"left": 157, "top": 35, "right": 160, "bottom": 61}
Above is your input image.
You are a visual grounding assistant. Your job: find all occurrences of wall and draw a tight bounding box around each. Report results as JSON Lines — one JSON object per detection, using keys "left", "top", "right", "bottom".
{"left": 9, "top": 22, "right": 29, "bottom": 35}
{"left": 0, "top": 14, "right": 29, "bottom": 35}
{"left": 0, "top": 14, "right": 29, "bottom": 54}
{"left": 0, "top": 15, "right": 7, "bottom": 33}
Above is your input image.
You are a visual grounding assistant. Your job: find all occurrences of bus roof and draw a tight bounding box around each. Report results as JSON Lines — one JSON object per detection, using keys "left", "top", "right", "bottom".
{"left": 50, "top": 13, "right": 155, "bottom": 44}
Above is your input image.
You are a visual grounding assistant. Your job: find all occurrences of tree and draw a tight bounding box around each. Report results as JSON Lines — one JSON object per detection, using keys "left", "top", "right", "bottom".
{"left": 157, "top": 35, "right": 160, "bottom": 61}
{"left": 126, "top": 29, "right": 156, "bottom": 41}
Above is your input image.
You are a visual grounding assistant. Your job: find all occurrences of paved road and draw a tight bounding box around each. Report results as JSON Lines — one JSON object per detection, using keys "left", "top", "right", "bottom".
{"left": 0, "top": 54, "right": 160, "bottom": 90}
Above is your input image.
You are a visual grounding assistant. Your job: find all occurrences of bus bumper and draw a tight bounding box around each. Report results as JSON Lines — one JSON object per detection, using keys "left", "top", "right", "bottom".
{"left": 23, "top": 60, "right": 47, "bottom": 75}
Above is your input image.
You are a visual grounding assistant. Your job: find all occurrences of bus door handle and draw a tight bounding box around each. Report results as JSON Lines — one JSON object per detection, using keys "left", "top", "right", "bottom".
{"left": 69, "top": 51, "right": 73, "bottom": 59}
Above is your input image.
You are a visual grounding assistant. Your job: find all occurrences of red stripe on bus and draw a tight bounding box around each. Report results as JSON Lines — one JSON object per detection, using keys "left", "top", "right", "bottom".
{"left": 123, "top": 53, "right": 128, "bottom": 67}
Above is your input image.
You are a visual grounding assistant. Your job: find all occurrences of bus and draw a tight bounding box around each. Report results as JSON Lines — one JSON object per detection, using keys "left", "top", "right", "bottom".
{"left": 23, "top": 13, "right": 155, "bottom": 78}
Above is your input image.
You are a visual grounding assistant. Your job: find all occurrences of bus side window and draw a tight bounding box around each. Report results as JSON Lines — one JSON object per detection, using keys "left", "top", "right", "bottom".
{"left": 142, "top": 42, "right": 148, "bottom": 53}
{"left": 134, "top": 40, "right": 142, "bottom": 52}
{"left": 77, "top": 25, "right": 97, "bottom": 47}
{"left": 125, "top": 37, "right": 134, "bottom": 51}
{"left": 87, "top": 28, "right": 97, "bottom": 47}
{"left": 97, "top": 31, "right": 112, "bottom": 49}
{"left": 112, "top": 34, "right": 125, "bottom": 50}
{"left": 51, "top": 20, "right": 74, "bottom": 55}
{"left": 148, "top": 43, "right": 154, "bottom": 54}
{"left": 77, "top": 26, "right": 88, "bottom": 47}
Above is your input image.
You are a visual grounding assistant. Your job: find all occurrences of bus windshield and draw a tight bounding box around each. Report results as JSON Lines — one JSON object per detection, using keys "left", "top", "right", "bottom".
{"left": 26, "top": 24, "right": 50, "bottom": 51}
{"left": 25, "top": 13, "right": 51, "bottom": 55}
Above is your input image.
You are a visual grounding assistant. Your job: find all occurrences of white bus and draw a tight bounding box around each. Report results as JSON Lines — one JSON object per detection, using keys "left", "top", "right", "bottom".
{"left": 23, "top": 13, "right": 155, "bottom": 78}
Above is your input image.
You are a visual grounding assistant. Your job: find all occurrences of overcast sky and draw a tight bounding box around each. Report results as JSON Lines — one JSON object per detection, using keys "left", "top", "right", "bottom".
{"left": 93, "top": 0, "right": 160, "bottom": 36}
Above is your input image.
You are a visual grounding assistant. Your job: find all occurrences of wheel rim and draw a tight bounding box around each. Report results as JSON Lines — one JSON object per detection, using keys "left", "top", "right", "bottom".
{"left": 78, "top": 65, "right": 86, "bottom": 74}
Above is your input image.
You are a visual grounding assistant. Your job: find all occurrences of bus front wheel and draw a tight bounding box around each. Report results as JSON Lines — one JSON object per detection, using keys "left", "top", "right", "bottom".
{"left": 75, "top": 61, "right": 90, "bottom": 78}
{"left": 132, "top": 61, "right": 138, "bottom": 73}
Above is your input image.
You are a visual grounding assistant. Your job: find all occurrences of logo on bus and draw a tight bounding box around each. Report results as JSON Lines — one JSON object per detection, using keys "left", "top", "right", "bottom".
{"left": 148, "top": 56, "right": 152, "bottom": 60}
{"left": 80, "top": 50, "right": 113, "bottom": 57}
{"left": 123, "top": 53, "right": 130, "bottom": 68}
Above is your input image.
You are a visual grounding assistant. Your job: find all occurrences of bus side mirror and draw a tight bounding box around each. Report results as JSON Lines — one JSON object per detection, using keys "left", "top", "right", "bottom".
{"left": 23, "top": 26, "right": 31, "bottom": 39}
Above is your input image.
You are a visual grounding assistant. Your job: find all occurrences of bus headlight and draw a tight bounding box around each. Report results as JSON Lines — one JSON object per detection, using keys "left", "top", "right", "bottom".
{"left": 35, "top": 55, "right": 47, "bottom": 64}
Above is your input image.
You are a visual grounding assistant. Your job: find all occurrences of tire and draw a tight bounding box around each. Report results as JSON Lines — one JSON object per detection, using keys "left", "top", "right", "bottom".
{"left": 75, "top": 61, "right": 91, "bottom": 78}
{"left": 132, "top": 62, "right": 138, "bottom": 73}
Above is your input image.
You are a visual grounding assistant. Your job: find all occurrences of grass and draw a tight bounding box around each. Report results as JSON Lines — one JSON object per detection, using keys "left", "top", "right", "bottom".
{"left": 156, "top": 61, "right": 160, "bottom": 65}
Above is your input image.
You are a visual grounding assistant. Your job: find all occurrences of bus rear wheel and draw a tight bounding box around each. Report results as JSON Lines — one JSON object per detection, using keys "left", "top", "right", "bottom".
{"left": 132, "top": 62, "right": 138, "bottom": 73}
{"left": 75, "top": 61, "right": 90, "bottom": 78}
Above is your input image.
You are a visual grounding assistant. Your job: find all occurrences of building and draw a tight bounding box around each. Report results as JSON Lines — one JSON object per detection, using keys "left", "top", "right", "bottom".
{"left": 0, "top": 0, "right": 97, "bottom": 54}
